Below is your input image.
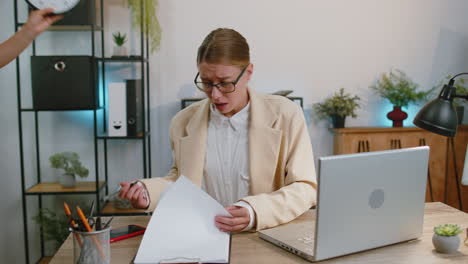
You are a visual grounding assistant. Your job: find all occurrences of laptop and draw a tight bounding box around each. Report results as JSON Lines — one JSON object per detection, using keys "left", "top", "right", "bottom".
{"left": 258, "top": 146, "right": 429, "bottom": 262}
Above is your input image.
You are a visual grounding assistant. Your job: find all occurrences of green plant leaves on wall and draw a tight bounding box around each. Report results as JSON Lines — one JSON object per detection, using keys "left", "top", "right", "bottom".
{"left": 128, "top": 0, "right": 162, "bottom": 53}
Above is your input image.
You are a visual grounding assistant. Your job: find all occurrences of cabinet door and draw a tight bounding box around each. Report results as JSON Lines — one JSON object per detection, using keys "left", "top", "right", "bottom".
{"left": 446, "top": 128, "right": 468, "bottom": 211}
{"left": 423, "top": 133, "right": 448, "bottom": 203}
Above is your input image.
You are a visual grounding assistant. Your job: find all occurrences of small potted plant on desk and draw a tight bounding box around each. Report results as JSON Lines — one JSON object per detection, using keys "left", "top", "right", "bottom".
{"left": 370, "top": 69, "right": 433, "bottom": 127}
{"left": 50, "top": 152, "right": 89, "bottom": 188}
{"left": 112, "top": 31, "right": 128, "bottom": 57}
{"left": 432, "top": 224, "right": 464, "bottom": 254}
{"left": 313, "top": 88, "right": 360, "bottom": 128}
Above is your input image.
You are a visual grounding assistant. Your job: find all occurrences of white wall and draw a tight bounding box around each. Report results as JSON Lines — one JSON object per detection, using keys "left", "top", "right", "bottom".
{"left": 1, "top": 0, "right": 468, "bottom": 262}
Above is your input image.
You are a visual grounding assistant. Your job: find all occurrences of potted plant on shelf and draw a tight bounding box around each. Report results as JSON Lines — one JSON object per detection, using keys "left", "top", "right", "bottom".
{"left": 50, "top": 152, "right": 89, "bottom": 188}
{"left": 112, "top": 32, "right": 128, "bottom": 57}
{"left": 370, "top": 69, "right": 432, "bottom": 127}
{"left": 32, "top": 208, "right": 70, "bottom": 252}
{"left": 313, "top": 88, "right": 361, "bottom": 128}
{"left": 435, "top": 75, "right": 468, "bottom": 124}
{"left": 432, "top": 224, "right": 464, "bottom": 254}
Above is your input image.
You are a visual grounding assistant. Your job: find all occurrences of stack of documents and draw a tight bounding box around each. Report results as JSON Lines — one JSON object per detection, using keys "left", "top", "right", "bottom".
{"left": 134, "top": 176, "right": 231, "bottom": 264}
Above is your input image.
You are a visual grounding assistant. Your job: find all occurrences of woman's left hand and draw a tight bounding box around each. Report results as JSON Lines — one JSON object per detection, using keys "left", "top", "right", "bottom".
{"left": 215, "top": 205, "right": 250, "bottom": 232}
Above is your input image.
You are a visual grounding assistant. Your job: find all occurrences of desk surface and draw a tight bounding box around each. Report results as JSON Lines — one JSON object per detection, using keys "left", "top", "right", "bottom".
{"left": 51, "top": 202, "right": 468, "bottom": 263}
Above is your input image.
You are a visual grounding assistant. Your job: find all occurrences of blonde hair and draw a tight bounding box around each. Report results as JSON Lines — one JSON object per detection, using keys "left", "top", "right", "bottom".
{"left": 197, "top": 28, "right": 250, "bottom": 68}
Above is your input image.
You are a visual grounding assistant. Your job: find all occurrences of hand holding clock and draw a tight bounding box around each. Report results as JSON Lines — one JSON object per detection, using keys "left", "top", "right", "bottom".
{"left": 0, "top": 2, "right": 70, "bottom": 68}
{"left": 23, "top": 8, "right": 63, "bottom": 39}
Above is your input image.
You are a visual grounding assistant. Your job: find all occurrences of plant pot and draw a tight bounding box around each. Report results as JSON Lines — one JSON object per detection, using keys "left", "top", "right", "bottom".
{"left": 387, "top": 106, "right": 408, "bottom": 127}
{"left": 456, "top": 106, "right": 464, "bottom": 125}
{"left": 432, "top": 233, "right": 460, "bottom": 254}
{"left": 112, "top": 46, "right": 128, "bottom": 57}
{"left": 60, "top": 174, "right": 76, "bottom": 188}
{"left": 331, "top": 115, "right": 346, "bottom": 128}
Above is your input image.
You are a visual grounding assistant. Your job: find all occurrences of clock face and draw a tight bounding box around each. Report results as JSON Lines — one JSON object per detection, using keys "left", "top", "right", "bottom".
{"left": 26, "top": 0, "right": 81, "bottom": 14}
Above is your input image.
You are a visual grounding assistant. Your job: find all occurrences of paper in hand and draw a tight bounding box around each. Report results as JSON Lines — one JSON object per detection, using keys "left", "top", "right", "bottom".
{"left": 134, "top": 176, "right": 231, "bottom": 264}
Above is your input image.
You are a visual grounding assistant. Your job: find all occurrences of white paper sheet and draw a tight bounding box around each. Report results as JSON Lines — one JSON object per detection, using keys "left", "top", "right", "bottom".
{"left": 134, "top": 176, "right": 231, "bottom": 264}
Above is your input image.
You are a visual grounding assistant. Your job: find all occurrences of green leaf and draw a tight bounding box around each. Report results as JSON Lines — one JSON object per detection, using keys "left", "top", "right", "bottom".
{"left": 370, "top": 69, "right": 432, "bottom": 107}
{"left": 49, "top": 152, "right": 89, "bottom": 178}
{"left": 313, "top": 88, "right": 361, "bottom": 120}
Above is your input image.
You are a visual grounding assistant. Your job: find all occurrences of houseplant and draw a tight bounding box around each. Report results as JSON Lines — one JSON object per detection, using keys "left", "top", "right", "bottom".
{"left": 435, "top": 75, "right": 468, "bottom": 124}
{"left": 127, "top": 0, "right": 162, "bottom": 53}
{"left": 313, "top": 88, "right": 361, "bottom": 128}
{"left": 32, "top": 208, "right": 70, "bottom": 252}
{"left": 432, "top": 224, "right": 463, "bottom": 253}
{"left": 50, "top": 152, "right": 89, "bottom": 188}
{"left": 112, "top": 32, "right": 128, "bottom": 57}
{"left": 370, "top": 69, "right": 432, "bottom": 127}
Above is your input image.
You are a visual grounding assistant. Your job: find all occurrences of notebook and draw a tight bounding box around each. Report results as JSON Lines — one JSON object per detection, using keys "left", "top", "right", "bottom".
{"left": 134, "top": 176, "right": 231, "bottom": 264}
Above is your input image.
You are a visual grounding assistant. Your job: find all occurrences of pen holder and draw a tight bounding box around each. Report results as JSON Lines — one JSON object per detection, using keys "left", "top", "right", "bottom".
{"left": 71, "top": 226, "right": 111, "bottom": 264}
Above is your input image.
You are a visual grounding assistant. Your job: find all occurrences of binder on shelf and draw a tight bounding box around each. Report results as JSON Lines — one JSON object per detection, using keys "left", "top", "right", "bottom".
{"left": 108, "top": 80, "right": 143, "bottom": 137}
{"left": 108, "top": 82, "right": 127, "bottom": 136}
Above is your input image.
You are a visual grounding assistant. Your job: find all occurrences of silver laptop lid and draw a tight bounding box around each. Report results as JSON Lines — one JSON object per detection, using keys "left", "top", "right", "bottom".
{"left": 315, "top": 146, "right": 429, "bottom": 261}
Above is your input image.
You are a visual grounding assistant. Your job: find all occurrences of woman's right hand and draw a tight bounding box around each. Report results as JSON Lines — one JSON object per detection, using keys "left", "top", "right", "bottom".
{"left": 119, "top": 181, "right": 149, "bottom": 209}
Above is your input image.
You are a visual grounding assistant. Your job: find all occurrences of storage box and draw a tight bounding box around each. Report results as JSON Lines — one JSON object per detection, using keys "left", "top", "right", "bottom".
{"left": 31, "top": 56, "right": 99, "bottom": 110}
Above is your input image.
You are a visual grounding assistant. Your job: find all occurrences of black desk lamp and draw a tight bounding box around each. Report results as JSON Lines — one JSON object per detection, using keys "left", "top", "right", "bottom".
{"left": 413, "top": 72, "right": 468, "bottom": 210}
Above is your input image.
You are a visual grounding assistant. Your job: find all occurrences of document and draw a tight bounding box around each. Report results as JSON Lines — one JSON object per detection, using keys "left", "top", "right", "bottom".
{"left": 134, "top": 176, "right": 231, "bottom": 264}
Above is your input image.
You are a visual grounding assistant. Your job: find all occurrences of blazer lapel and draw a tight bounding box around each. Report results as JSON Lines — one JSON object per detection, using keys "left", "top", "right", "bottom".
{"left": 178, "top": 100, "right": 210, "bottom": 186}
{"left": 248, "top": 89, "right": 282, "bottom": 194}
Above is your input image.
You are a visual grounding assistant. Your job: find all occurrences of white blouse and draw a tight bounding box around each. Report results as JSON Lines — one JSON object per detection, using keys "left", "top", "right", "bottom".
{"left": 202, "top": 102, "right": 255, "bottom": 230}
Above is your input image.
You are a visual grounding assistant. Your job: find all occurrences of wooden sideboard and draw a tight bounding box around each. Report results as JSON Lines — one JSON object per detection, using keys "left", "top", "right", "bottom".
{"left": 331, "top": 126, "right": 468, "bottom": 213}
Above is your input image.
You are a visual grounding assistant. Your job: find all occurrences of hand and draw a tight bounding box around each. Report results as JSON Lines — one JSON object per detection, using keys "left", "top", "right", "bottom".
{"left": 23, "top": 8, "right": 63, "bottom": 39}
{"left": 215, "top": 205, "right": 250, "bottom": 232}
{"left": 119, "top": 181, "right": 149, "bottom": 209}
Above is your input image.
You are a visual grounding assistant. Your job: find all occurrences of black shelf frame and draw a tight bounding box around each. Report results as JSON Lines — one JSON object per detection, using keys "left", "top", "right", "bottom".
{"left": 14, "top": 1, "right": 153, "bottom": 263}
{"left": 25, "top": 185, "right": 106, "bottom": 196}
{"left": 97, "top": 131, "right": 151, "bottom": 140}
{"left": 17, "top": 23, "right": 104, "bottom": 31}
{"left": 20, "top": 107, "right": 104, "bottom": 112}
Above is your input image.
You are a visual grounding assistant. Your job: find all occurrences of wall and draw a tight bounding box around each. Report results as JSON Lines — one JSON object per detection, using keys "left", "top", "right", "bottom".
{"left": 1, "top": 0, "right": 468, "bottom": 262}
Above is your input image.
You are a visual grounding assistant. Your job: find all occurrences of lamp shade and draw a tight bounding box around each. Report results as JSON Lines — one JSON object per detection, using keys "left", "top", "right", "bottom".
{"left": 413, "top": 98, "right": 458, "bottom": 137}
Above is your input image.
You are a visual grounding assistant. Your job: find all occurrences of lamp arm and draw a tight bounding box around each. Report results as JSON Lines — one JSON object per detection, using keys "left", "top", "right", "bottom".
{"left": 449, "top": 72, "right": 468, "bottom": 85}
{"left": 454, "top": 93, "right": 468, "bottom": 101}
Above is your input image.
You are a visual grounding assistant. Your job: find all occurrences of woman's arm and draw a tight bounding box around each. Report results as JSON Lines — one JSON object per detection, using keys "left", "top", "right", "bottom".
{"left": 0, "top": 8, "right": 62, "bottom": 68}
{"left": 241, "top": 105, "right": 318, "bottom": 231}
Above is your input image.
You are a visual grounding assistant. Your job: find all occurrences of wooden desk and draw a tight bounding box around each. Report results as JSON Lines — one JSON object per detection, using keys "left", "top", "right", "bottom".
{"left": 51, "top": 202, "right": 468, "bottom": 263}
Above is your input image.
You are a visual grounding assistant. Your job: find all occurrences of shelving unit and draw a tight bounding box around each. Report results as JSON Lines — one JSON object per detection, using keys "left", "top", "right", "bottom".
{"left": 181, "top": 96, "right": 304, "bottom": 109}
{"left": 25, "top": 182, "right": 106, "bottom": 195}
{"left": 14, "top": 1, "right": 153, "bottom": 263}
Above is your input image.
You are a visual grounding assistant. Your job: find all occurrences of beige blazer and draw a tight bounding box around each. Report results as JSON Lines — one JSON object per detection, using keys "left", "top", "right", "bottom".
{"left": 140, "top": 89, "right": 317, "bottom": 230}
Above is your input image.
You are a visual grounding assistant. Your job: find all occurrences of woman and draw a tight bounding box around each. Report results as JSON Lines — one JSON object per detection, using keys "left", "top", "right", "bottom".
{"left": 119, "top": 28, "right": 317, "bottom": 232}
{"left": 0, "top": 8, "right": 62, "bottom": 69}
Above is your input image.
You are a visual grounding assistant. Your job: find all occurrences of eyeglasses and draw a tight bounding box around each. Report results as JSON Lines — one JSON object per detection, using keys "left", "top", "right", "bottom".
{"left": 194, "top": 65, "right": 248, "bottom": 93}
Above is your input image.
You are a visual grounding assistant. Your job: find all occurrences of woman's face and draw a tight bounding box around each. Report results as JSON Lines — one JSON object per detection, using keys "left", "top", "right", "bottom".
{"left": 198, "top": 62, "right": 253, "bottom": 117}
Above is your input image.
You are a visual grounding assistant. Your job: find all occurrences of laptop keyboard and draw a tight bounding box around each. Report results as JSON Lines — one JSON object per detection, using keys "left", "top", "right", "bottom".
{"left": 296, "top": 231, "right": 315, "bottom": 253}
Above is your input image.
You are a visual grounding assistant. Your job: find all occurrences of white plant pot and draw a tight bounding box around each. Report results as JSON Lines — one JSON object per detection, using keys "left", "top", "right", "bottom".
{"left": 432, "top": 233, "right": 460, "bottom": 254}
{"left": 112, "top": 46, "right": 128, "bottom": 57}
{"left": 60, "top": 174, "right": 76, "bottom": 188}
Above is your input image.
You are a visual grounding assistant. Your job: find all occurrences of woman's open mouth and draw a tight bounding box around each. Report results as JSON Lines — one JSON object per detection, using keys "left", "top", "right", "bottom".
{"left": 214, "top": 102, "right": 228, "bottom": 111}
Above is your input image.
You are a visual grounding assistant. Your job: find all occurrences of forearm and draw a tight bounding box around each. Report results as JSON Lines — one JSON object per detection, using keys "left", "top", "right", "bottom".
{"left": 139, "top": 166, "right": 179, "bottom": 212}
{"left": 241, "top": 181, "right": 317, "bottom": 230}
{"left": 0, "top": 27, "right": 36, "bottom": 68}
